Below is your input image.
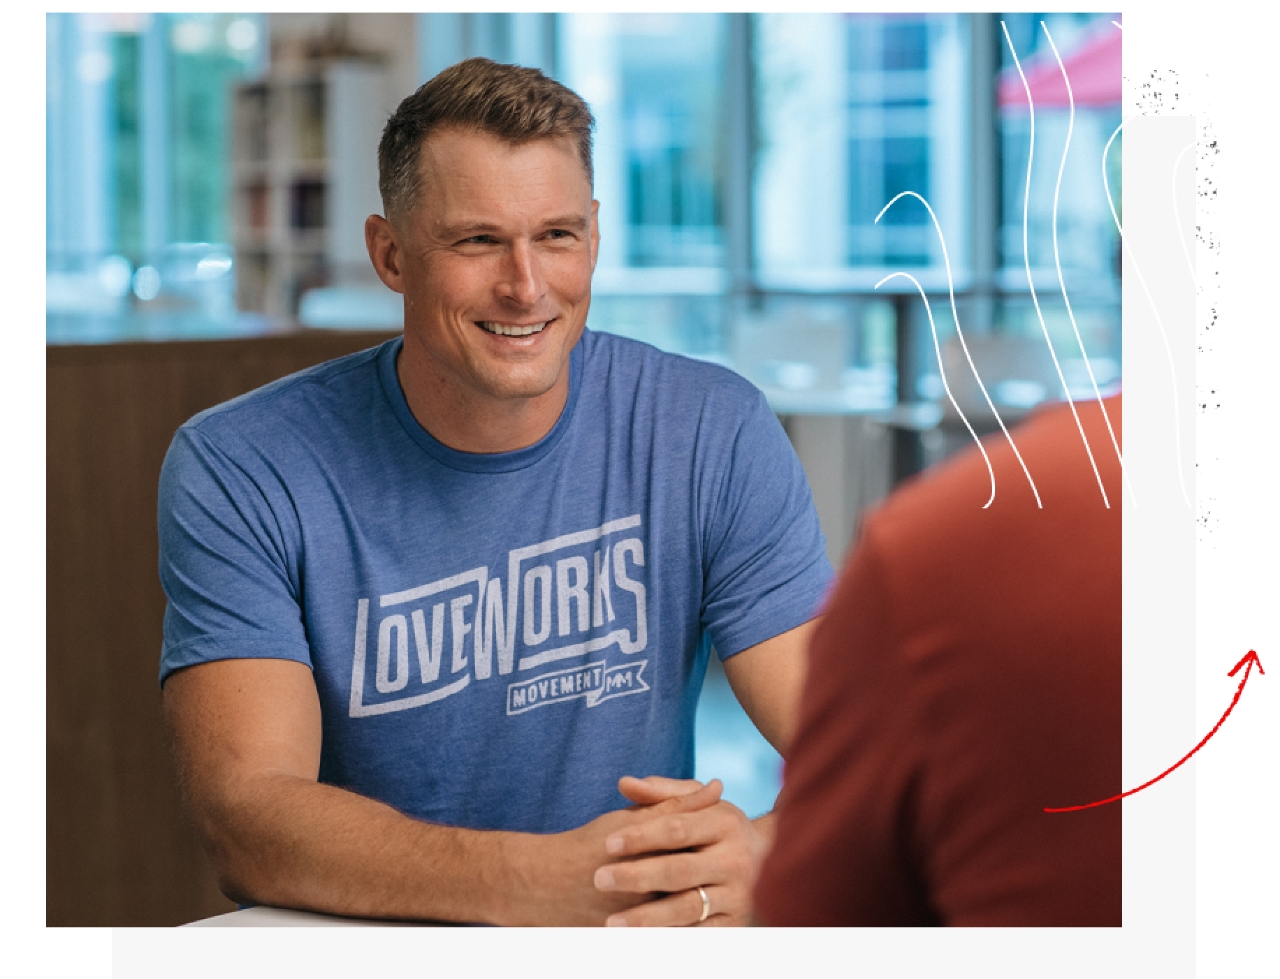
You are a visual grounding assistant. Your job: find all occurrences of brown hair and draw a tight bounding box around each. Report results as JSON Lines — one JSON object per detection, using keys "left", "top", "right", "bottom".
{"left": 378, "top": 57, "right": 596, "bottom": 221}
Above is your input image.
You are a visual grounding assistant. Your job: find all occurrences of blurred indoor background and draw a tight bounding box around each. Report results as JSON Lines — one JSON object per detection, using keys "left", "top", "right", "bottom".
{"left": 46, "top": 11, "right": 1121, "bottom": 925}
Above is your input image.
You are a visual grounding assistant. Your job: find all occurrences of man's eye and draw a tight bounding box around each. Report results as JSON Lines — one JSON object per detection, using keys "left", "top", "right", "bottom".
{"left": 546, "top": 229, "right": 573, "bottom": 240}
{"left": 459, "top": 235, "right": 496, "bottom": 245}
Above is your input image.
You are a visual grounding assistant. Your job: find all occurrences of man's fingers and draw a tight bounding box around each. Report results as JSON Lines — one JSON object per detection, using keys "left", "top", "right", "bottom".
{"left": 650, "top": 778, "right": 722, "bottom": 813}
{"left": 604, "top": 884, "right": 733, "bottom": 928}
{"left": 603, "top": 803, "right": 727, "bottom": 859}
{"left": 596, "top": 849, "right": 706, "bottom": 895}
{"left": 604, "top": 788, "right": 737, "bottom": 859}
{"left": 593, "top": 797, "right": 761, "bottom": 927}
{"left": 617, "top": 775, "right": 709, "bottom": 806}
{"left": 596, "top": 825, "right": 751, "bottom": 896}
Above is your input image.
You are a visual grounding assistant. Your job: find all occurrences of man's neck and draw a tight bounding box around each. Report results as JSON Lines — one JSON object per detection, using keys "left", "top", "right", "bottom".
{"left": 395, "top": 345, "right": 570, "bottom": 455}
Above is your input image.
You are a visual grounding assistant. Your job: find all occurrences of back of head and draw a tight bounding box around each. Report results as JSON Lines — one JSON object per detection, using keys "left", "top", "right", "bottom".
{"left": 378, "top": 57, "right": 596, "bottom": 223}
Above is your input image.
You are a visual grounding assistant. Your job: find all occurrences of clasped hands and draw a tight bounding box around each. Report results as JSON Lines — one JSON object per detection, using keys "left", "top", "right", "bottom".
{"left": 589, "top": 775, "right": 769, "bottom": 927}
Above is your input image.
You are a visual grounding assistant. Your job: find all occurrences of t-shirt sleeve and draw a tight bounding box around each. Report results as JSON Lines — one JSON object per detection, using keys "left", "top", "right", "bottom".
{"left": 752, "top": 525, "right": 933, "bottom": 926}
{"left": 699, "top": 389, "right": 833, "bottom": 659}
{"left": 158, "top": 424, "right": 314, "bottom": 686}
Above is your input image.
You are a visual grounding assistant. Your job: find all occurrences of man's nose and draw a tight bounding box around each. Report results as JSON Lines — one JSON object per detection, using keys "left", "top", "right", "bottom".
{"left": 499, "top": 241, "right": 544, "bottom": 308}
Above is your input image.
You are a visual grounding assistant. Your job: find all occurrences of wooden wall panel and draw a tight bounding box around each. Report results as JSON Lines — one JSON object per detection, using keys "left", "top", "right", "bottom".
{"left": 46, "top": 330, "right": 398, "bottom": 926}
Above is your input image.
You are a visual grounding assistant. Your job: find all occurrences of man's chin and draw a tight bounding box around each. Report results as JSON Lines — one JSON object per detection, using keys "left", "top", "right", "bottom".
{"left": 469, "top": 342, "right": 578, "bottom": 404}
{"left": 473, "top": 367, "right": 567, "bottom": 404}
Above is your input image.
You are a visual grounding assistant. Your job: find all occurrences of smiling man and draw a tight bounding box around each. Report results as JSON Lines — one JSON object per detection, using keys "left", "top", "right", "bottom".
{"left": 158, "top": 58, "right": 831, "bottom": 927}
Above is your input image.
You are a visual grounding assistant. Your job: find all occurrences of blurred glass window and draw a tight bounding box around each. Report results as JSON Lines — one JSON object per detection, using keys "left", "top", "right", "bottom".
{"left": 46, "top": 12, "right": 265, "bottom": 330}
{"left": 558, "top": 14, "right": 727, "bottom": 272}
{"left": 996, "top": 12, "right": 1122, "bottom": 381}
{"left": 998, "top": 12, "right": 1121, "bottom": 276}
{"left": 168, "top": 14, "right": 266, "bottom": 244}
{"left": 755, "top": 14, "right": 968, "bottom": 277}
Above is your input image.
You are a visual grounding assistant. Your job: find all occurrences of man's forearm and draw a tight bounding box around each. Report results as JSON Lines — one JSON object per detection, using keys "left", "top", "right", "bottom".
{"left": 164, "top": 660, "right": 677, "bottom": 925}
{"left": 199, "top": 771, "right": 535, "bottom": 924}
{"left": 193, "top": 771, "right": 681, "bottom": 926}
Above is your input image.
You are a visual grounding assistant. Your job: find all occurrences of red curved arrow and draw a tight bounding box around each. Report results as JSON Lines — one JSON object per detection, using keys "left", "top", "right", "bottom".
{"left": 1046, "top": 649, "right": 1264, "bottom": 813}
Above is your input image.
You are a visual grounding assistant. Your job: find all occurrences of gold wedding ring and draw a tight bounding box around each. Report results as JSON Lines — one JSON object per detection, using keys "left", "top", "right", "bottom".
{"left": 696, "top": 885, "right": 711, "bottom": 923}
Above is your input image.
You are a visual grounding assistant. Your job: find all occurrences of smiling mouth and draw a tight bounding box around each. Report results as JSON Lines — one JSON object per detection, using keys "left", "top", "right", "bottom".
{"left": 478, "top": 320, "right": 550, "bottom": 337}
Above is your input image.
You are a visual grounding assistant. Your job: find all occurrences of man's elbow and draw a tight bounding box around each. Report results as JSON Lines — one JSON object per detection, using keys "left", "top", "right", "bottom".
{"left": 183, "top": 773, "right": 297, "bottom": 908}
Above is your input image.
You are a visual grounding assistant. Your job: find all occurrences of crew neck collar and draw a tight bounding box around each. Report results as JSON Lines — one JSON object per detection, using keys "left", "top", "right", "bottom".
{"left": 377, "top": 333, "right": 585, "bottom": 474}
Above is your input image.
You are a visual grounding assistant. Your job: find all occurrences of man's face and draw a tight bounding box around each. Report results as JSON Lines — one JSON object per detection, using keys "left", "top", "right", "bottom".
{"left": 390, "top": 129, "right": 599, "bottom": 411}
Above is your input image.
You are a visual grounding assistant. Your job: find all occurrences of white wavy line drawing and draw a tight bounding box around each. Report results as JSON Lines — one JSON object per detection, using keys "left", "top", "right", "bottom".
{"left": 1103, "top": 121, "right": 1195, "bottom": 510}
{"left": 1171, "top": 142, "right": 1197, "bottom": 283}
{"left": 1001, "top": 21, "right": 1110, "bottom": 509}
{"left": 874, "top": 270, "right": 997, "bottom": 505}
{"left": 1041, "top": 21, "right": 1135, "bottom": 507}
{"left": 1112, "top": 21, "right": 1123, "bottom": 30}
{"left": 875, "top": 191, "right": 1041, "bottom": 508}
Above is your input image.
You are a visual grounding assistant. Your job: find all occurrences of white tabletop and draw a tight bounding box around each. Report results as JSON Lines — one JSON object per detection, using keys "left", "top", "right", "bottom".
{"left": 185, "top": 906, "right": 423, "bottom": 927}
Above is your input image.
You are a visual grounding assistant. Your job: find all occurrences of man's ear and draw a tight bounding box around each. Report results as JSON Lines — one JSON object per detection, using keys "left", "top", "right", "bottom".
{"left": 589, "top": 199, "right": 601, "bottom": 273}
{"left": 366, "top": 214, "right": 405, "bottom": 294}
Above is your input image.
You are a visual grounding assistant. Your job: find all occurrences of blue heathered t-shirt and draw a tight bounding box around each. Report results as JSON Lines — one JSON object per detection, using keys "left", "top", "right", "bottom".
{"left": 158, "top": 329, "right": 832, "bottom": 834}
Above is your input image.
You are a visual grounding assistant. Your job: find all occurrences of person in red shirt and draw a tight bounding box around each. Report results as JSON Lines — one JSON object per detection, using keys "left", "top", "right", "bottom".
{"left": 754, "top": 396, "right": 1123, "bottom": 926}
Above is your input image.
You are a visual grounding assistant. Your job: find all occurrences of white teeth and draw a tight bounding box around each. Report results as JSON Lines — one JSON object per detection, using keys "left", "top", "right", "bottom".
{"left": 480, "top": 321, "right": 548, "bottom": 337}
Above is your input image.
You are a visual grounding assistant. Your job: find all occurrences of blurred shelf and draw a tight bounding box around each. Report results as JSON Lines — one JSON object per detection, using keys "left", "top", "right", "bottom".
{"left": 231, "top": 60, "right": 390, "bottom": 319}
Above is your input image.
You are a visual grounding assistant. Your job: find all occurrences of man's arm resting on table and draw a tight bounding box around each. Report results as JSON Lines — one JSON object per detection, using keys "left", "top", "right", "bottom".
{"left": 593, "top": 617, "right": 818, "bottom": 926}
{"left": 163, "top": 657, "right": 719, "bottom": 926}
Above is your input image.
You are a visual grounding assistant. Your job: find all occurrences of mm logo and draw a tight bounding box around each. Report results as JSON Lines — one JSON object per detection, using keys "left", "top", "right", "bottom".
{"left": 506, "top": 659, "right": 649, "bottom": 716}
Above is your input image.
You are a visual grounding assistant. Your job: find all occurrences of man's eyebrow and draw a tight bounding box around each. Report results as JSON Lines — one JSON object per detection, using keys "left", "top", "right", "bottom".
{"left": 437, "top": 221, "right": 503, "bottom": 239}
{"left": 437, "top": 215, "right": 591, "bottom": 239}
{"left": 542, "top": 215, "right": 590, "bottom": 232}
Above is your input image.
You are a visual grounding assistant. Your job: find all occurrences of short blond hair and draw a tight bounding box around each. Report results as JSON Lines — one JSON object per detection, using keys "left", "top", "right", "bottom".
{"left": 378, "top": 57, "right": 595, "bottom": 221}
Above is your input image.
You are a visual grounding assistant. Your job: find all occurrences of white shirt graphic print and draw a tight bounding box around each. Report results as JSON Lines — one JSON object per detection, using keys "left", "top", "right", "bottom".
{"left": 349, "top": 514, "right": 650, "bottom": 719}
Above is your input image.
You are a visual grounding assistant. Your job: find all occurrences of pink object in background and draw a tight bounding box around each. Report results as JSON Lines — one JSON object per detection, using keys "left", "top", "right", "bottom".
{"left": 999, "top": 20, "right": 1122, "bottom": 109}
